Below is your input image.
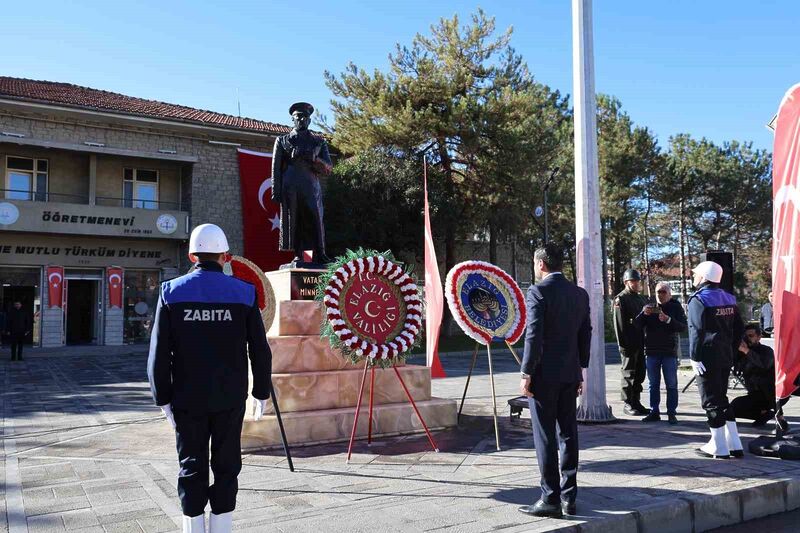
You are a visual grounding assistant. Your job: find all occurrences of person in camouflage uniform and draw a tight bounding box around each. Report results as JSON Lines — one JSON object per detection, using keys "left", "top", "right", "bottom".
{"left": 613, "top": 269, "right": 650, "bottom": 416}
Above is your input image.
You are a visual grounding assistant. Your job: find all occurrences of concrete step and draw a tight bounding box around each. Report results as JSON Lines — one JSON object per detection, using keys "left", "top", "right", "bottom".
{"left": 267, "top": 364, "right": 431, "bottom": 414}
{"left": 242, "top": 397, "right": 457, "bottom": 449}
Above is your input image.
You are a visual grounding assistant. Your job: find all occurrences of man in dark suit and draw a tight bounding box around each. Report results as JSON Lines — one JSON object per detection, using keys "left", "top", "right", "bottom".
{"left": 518, "top": 244, "right": 591, "bottom": 519}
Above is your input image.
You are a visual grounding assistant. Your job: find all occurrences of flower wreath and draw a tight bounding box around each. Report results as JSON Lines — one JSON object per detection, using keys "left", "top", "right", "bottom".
{"left": 445, "top": 260, "right": 526, "bottom": 345}
{"left": 316, "top": 249, "right": 423, "bottom": 367}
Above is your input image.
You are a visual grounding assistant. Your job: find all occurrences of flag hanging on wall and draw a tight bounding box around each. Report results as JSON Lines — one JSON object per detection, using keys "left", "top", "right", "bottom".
{"left": 46, "top": 266, "right": 64, "bottom": 308}
{"left": 107, "top": 267, "right": 124, "bottom": 309}
{"left": 424, "top": 160, "right": 446, "bottom": 378}
{"left": 772, "top": 82, "right": 800, "bottom": 399}
{"left": 237, "top": 148, "right": 293, "bottom": 272}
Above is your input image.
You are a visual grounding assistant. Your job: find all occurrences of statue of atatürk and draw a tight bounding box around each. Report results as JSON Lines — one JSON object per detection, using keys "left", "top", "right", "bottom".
{"left": 271, "top": 102, "right": 333, "bottom": 267}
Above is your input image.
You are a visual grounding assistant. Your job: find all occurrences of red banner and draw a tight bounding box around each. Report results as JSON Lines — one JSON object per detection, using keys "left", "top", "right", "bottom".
{"left": 773, "top": 82, "right": 800, "bottom": 399}
{"left": 46, "top": 266, "right": 64, "bottom": 308}
{"left": 107, "top": 267, "right": 124, "bottom": 309}
{"left": 237, "top": 148, "right": 293, "bottom": 272}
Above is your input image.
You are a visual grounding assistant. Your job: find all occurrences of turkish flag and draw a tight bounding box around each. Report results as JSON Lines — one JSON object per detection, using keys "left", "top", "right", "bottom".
{"left": 424, "top": 160, "right": 446, "bottom": 378}
{"left": 773, "top": 82, "right": 800, "bottom": 400}
{"left": 46, "top": 266, "right": 64, "bottom": 308}
{"left": 237, "top": 148, "right": 293, "bottom": 272}
{"left": 107, "top": 267, "right": 124, "bottom": 309}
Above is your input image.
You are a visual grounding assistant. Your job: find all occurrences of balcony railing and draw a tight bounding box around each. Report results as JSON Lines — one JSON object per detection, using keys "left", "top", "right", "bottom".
{"left": 1, "top": 188, "right": 89, "bottom": 204}
{"left": 96, "top": 196, "right": 183, "bottom": 211}
{"left": 1, "top": 189, "right": 184, "bottom": 211}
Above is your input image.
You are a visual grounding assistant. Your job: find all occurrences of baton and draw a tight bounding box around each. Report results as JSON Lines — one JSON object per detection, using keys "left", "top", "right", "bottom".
{"left": 269, "top": 384, "right": 294, "bottom": 472}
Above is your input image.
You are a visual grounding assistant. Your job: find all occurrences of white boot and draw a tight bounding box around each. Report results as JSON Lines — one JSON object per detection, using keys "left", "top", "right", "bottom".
{"left": 182, "top": 514, "right": 206, "bottom": 533}
{"left": 696, "top": 426, "right": 730, "bottom": 459}
{"left": 725, "top": 420, "right": 744, "bottom": 458}
{"left": 209, "top": 512, "right": 233, "bottom": 533}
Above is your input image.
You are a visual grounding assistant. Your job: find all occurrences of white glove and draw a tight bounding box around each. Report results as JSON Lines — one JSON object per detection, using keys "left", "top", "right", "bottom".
{"left": 160, "top": 404, "right": 176, "bottom": 430}
{"left": 253, "top": 398, "right": 268, "bottom": 421}
{"left": 690, "top": 360, "right": 706, "bottom": 376}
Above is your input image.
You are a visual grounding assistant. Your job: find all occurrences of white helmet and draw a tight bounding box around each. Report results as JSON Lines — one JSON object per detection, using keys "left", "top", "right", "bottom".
{"left": 692, "top": 261, "right": 723, "bottom": 283}
{"left": 189, "top": 223, "right": 229, "bottom": 254}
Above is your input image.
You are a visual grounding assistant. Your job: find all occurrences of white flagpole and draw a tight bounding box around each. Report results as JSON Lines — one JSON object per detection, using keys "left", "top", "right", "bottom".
{"left": 572, "top": 0, "right": 615, "bottom": 422}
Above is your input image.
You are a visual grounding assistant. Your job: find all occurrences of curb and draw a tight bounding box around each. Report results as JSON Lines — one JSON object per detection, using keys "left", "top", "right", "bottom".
{"left": 533, "top": 478, "right": 800, "bottom": 532}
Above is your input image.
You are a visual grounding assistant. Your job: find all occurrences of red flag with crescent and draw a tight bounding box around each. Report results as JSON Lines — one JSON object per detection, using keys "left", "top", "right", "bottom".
{"left": 237, "top": 148, "right": 293, "bottom": 272}
{"left": 46, "top": 266, "right": 64, "bottom": 308}
{"left": 773, "top": 82, "right": 800, "bottom": 400}
{"left": 107, "top": 267, "right": 124, "bottom": 309}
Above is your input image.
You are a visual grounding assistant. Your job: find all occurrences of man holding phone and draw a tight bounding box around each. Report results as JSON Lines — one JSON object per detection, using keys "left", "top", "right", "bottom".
{"left": 633, "top": 282, "right": 687, "bottom": 424}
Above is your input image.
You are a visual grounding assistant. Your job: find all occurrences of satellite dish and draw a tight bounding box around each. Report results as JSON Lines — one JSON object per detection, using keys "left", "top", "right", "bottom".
{"left": 534, "top": 206, "right": 544, "bottom": 218}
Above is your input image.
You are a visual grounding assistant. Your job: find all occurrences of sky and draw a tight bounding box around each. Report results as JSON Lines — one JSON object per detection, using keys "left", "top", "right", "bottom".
{"left": 2, "top": 0, "right": 798, "bottom": 152}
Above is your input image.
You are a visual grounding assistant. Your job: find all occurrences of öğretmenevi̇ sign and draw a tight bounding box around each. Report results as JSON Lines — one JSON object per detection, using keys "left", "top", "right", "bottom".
{"left": 318, "top": 251, "right": 422, "bottom": 366}
{"left": 445, "top": 261, "right": 526, "bottom": 345}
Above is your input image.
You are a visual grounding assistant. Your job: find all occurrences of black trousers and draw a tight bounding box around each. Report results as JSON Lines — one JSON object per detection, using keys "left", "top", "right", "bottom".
{"left": 696, "top": 364, "right": 734, "bottom": 428}
{"left": 528, "top": 380, "right": 580, "bottom": 505}
{"left": 730, "top": 394, "right": 771, "bottom": 421}
{"left": 620, "top": 347, "right": 645, "bottom": 403}
{"left": 173, "top": 404, "right": 246, "bottom": 517}
{"left": 10, "top": 335, "right": 25, "bottom": 360}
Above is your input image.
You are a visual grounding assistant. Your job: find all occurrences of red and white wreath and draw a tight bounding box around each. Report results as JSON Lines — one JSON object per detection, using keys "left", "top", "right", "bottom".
{"left": 321, "top": 254, "right": 422, "bottom": 364}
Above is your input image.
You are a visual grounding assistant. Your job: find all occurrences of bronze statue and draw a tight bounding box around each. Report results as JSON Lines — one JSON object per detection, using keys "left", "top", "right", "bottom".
{"left": 271, "top": 102, "right": 333, "bottom": 267}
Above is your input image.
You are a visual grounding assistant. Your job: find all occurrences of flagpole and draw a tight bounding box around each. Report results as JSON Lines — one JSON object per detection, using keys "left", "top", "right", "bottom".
{"left": 572, "top": 0, "right": 614, "bottom": 422}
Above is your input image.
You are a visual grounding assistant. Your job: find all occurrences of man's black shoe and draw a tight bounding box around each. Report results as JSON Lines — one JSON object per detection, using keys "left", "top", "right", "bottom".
{"left": 518, "top": 500, "right": 563, "bottom": 518}
{"left": 776, "top": 416, "right": 790, "bottom": 436}
{"left": 668, "top": 414, "right": 678, "bottom": 425}
{"left": 623, "top": 403, "right": 650, "bottom": 416}
{"left": 752, "top": 412, "right": 772, "bottom": 428}
{"left": 561, "top": 500, "right": 576, "bottom": 516}
{"left": 694, "top": 448, "right": 730, "bottom": 459}
{"left": 642, "top": 412, "right": 661, "bottom": 422}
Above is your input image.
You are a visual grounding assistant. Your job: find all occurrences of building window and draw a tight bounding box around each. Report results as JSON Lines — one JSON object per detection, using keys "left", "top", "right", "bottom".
{"left": 123, "top": 270, "right": 160, "bottom": 344}
{"left": 5, "top": 156, "right": 48, "bottom": 201}
{"left": 123, "top": 168, "right": 159, "bottom": 209}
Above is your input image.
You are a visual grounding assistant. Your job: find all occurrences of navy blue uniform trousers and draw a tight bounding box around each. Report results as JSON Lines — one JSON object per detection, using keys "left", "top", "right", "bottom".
{"left": 528, "top": 380, "right": 580, "bottom": 505}
{"left": 174, "top": 404, "right": 246, "bottom": 517}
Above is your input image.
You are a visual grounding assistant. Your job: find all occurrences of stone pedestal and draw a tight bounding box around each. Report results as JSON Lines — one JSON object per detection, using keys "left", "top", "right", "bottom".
{"left": 243, "top": 270, "right": 458, "bottom": 450}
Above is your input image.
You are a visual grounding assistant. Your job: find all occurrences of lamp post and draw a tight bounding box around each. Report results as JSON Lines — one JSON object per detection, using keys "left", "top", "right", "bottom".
{"left": 573, "top": 0, "right": 614, "bottom": 422}
{"left": 543, "top": 167, "right": 560, "bottom": 245}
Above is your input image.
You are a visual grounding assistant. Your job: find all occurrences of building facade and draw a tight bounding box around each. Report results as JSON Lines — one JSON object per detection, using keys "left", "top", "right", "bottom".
{"left": 0, "top": 77, "right": 286, "bottom": 347}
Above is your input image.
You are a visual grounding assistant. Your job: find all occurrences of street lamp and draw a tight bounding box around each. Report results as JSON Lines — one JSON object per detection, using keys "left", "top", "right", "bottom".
{"left": 543, "top": 167, "right": 560, "bottom": 245}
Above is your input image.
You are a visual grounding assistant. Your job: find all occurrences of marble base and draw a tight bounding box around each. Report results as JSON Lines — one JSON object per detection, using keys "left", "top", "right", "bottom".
{"left": 241, "top": 398, "right": 457, "bottom": 450}
{"left": 265, "top": 365, "right": 430, "bottom": 414}
{"left": 266, "top": 300, "right": 323, "bottom": 337}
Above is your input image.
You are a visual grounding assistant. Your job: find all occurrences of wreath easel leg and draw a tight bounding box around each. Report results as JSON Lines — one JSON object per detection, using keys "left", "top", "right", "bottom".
{"left": 346, "top": 361, "right": 371, "bottom": 463}
{"left": 487, "top": 343, "right": 501, "bottom": 451}
{"left": 393, "top": 365, "right": 439, "bottom": 452}
{"left": 505, "top": 340, "right": 521, "bottom": 366}
{"left": 367, "top": 366, "right": 376, "bottom": 444}
{"left": 458, "top": 342, "right": 480, "bottom": 423}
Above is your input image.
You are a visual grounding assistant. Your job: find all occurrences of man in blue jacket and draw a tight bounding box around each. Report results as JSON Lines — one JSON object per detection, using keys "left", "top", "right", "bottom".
{"left": 518, "top": 244, "right": 591, "bottom": 519}
{"left": 687, "top": 261, "right": 745, "bottom": 459}
{"left": 148, "top": 224, "right": 272, "bottom": 533}
{"left": 633, "top": 282, "right": 687, "bottom": 424}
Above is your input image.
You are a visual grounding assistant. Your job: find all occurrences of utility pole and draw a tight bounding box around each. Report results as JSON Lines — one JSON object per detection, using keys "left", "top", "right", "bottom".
{"left": 572, "top": 0, "right": 615, "bottom": 422}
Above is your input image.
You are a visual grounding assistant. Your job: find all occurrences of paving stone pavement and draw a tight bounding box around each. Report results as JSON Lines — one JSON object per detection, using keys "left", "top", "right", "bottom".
{"left": 1, "top": 347, "right": 799, "bottom": 533}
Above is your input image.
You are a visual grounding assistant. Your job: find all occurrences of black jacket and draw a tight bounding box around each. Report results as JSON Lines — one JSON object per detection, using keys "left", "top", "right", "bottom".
{"left": 6, "top": 307, "right": 32, "bottom": 337}
{"left": 147, "top": 261, "right": 272, "bottom": 413}
{"left": 632, "top": 298, "right": 687, "bottom": 357}
{"left": 734, "top": 342, "right": 775, "bottom": 404}
{"left": 687, "top": 282, "right": 745, "bottom": 367}
{"left": 613, "top": 288, "right": 647, "bottom": 354}
{"left": 521, "top": 273, "right": 591, "bottom": 383}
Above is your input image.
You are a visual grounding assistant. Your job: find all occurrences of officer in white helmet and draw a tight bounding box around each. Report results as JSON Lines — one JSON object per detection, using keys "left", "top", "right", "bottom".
{"left": 147, "top": 224, "right": 272, "bottom": 533}
{"left": 687, "top": 260, "right": 745, "bottom": 459}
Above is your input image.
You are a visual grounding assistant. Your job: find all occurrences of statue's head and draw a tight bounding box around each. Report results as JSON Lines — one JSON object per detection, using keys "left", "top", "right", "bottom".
{"left": 289, "top": 102, "right": 314, "bottom": 131}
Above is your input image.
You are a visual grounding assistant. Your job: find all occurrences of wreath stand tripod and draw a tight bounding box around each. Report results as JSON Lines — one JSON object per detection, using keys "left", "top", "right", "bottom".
{"left": 457, "top": 340, "right": 522, "bottom": 451}
{"left": 346, "top": 362, "right": 439, "bottom": 463}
